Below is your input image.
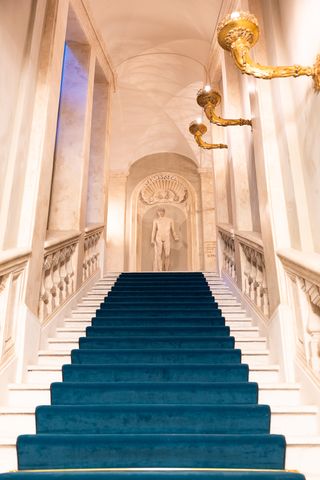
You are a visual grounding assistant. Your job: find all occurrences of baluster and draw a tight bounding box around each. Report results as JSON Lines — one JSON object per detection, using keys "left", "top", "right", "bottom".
{"left": 50, "top": 252, "right": 61, "bottom": 312}
{"left": 68, "top": 244, "right": 76, "bottom": 293}
{"left": 40, "top": 255, "right": 53, "bottom": 320}
{"left": 64, "top": 247, "right": 71, "bottom": 298}
{"left": 83, "top": 238, "right": 89, "bottom": 281}
{"left": 58, "top": 248, "right": 67, "bottom": 303}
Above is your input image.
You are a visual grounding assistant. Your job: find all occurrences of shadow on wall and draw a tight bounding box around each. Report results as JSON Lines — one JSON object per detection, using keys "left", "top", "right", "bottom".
{"left": 140, "top": 205, "right": 188, "bottom": 271}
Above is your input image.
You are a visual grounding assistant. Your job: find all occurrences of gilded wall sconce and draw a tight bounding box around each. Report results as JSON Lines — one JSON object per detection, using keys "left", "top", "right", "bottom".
{"left": 189, "top": 120, "right": 228, "bottom": 150}
{"left": 217, "top": 11, "right": 320, "bottom": 92}
{"left": 197, "top": 86, "right": 252, "bottom": 127}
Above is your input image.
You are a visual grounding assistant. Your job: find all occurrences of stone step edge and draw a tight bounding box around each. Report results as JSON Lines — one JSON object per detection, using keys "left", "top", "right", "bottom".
{"left": 8, "top": 382, "right": 301, "bottom": 391}
{"left": 56, "top": 326, "right": 260, "bottom": 333}
{"left": 27, "top": 364, "right": 280, "bottom": 372}
{"left": 38, "top": 348, "right": 271, "bottom": 356}
{"left": 0, "top": 405, "right": 317, "bottom": 415}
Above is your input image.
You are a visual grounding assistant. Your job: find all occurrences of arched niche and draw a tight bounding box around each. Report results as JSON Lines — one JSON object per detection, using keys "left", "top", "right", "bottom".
{"left": 128, "top": 172, "right": 200, "bottom": 272}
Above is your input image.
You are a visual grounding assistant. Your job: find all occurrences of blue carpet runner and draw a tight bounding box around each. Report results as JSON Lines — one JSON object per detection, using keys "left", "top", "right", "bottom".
{"left": 1, "top": 272, "right": 305, "bottom": 480}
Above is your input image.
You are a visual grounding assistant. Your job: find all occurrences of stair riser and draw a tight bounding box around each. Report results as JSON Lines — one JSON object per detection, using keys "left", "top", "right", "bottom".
{"left": 55, "top": 328, "right": 260, "bottom": 339}
{"left": 0, "top": 445, "right": 317, "bottom": 477}
{"left": 35, "top": 405, "right": 270, "bottom": 435}
{"left": 259, "top": 388, "right": 301, "bottom": 406}
{"left": 37, "top": 354, "right": 70, "bottom": 366}
{"left": 61, "top": 365, "right": 248, "bottom": 383}
{"left": 286, "top": 443, "right": 320, "bottom": 476}
{"left": 64, "top": 320, "right": 257, "bottom": 328}
{"left": 26, "top": 367, "right": 277, "bottom": 385}
{"left": 0, "top": 415, "right": 35, "bottom": 436}
{"left": 50, "top": 338, "right": 237, "bottom": 351}
{"left": 46, "top": 339, "right": 266, "bottom": 351}
{"left": 16, "top": 434, "right": 286, "bottom": 470}
{"left": 0, "top": 446, "right": 17, "bottom": 472}
{"left": 271, "top": 413, "right": 319, "bottom": 436}
{"left": 27, "top": 370, "right": 62, "bottom": 383}
{"left": 7, "top": 390, "right": 50, "bottom": 408}
{"left": 249, "top": 369, "right": 279, "bottom": 383}
{"left": 1, "top": 410, "right": 314, "bottom": 438}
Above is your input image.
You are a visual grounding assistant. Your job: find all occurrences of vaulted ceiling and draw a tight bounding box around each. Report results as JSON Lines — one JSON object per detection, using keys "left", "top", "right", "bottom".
{"left": 86, "top": 0, "right": 228, "bottom": 171}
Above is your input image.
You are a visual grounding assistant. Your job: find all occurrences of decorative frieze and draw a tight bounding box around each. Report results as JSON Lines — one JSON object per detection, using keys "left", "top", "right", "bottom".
{"left": 139, "top": 173, "right": 188, "bottom": 205}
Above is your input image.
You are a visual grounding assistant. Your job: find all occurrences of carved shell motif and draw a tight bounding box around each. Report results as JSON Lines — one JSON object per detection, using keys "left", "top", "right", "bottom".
{"left": 140, "top": 174, "right": 188, "bottom": 205}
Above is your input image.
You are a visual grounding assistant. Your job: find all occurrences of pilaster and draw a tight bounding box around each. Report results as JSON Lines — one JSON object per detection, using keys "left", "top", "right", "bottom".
{"left": 106, "top": 171, "right": 129, "bottom": 272}
{"left": 198, "top": 167, "right": 217, "bottom": 271}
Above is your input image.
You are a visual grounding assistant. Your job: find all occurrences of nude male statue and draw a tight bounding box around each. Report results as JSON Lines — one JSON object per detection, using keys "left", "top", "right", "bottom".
{"left": 151, "top": 208, "right": 179, "bottom": 271}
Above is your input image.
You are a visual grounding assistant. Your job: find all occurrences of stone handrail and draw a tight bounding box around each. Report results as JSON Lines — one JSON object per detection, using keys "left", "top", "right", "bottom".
{"left": 278, "top": 248, "right": 320, "bottom": 376}
{"left": 236, "top": 231, "right": 269, "bottom": 317}
{"left": 217, "top": 224, "right": 236, "bottom": 279}
{"left": 0, "top": 248, "right": 31, "bottom": 363}
{"left": 39, "top": 231, "right": 80, "bottom": 322}
{"left": 83, "top": 224, "right": 104, "bottom": 282}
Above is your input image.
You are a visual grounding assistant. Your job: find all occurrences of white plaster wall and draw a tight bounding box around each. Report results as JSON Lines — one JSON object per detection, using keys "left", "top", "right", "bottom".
{"left": 277, "top": 0, "right": 320, "bottom": 253}
{"left": 0, "top": 0, "right": 47, "bottom": 249}
{"left": 259, "top": 0, "right": 320, "bottom": 252}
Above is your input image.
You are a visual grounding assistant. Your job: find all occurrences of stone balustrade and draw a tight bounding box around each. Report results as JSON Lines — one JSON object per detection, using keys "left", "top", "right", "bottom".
{"left": 217, "top": 225, "right": 269, "bottom": 318}
{"left": 82, "top": 225, "right": 104, "bottom": 282}
{"left": 218, "top": 225, "right": 236, "bottom": 279}
{"left": 39, "top": 232, "right": 80, "bottom": 322}
{"left": 278, "top": 248, "right": 320, "bottom": 377}
{"left": 237, "top": 232, "right": 269, "bottom": 318}
{"left": 0, "top": 248, "right": 31, "bottom": 364}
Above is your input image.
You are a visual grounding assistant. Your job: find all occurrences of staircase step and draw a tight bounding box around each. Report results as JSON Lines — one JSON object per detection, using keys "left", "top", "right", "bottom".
{"left": 0, "top": 439, "right": 17, "bottom": 472}
{"left": 270, "top": 406, "right": 319, "bottom": 435}
{"left": 27, "top": 364, "right": 279, "bottom": 384}
{"left": 48, "top": 337, "right": 236, "bottom": 351}
{"left": 249, "top": 365, "right": 280, "bottom": 383}
{"left": 285, "top": 436, "right": 320, "bottom": 476}
{"left": 92, "top": 317, "right": 227, "bottom": 327}
{"left": 7, "top": 385, "right": 50, "bottom": 408}
{"left": 55, "top": 325, "right": 260, "bottom": 339}
{"left": 16, "top": 433, "right": 286, "bottom": 470}
{"left": 70, "top": 348, "right": 242, "bottom": 365}
{"left": 61, "top": 364, "right": 249, "bottom": 383}
{"left": 50, "top": 380, "right": 259, "bottom": 405}
{"left": 86, "top": 326, "right": 231, "bottom": 337}
{"left": 35, "top": 404, "right": 270, "bottom": 434}
{"left": 259, "top": 384, "right": 301, "bottom": 406}
{"left": 27, "top": 365, "right": 62, "bottom": 383}
{"left": 38, "top": 351, "right": 71, "bottom": 366}
{"left": 58, "top": 326, "right": 231, "bottom": 339}
{"left": 0, "top": 408, "right": 35, "bottom": 436}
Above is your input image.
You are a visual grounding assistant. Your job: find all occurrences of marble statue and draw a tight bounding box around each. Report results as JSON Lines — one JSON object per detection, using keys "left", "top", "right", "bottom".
{"left": 151, "top": 208, "right": 179, "bottom": 271}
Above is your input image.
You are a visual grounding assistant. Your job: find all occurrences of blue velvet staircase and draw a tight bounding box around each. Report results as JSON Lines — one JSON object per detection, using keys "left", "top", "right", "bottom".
{"left": 1, "top": 272, "right": 305, "bottom": 480}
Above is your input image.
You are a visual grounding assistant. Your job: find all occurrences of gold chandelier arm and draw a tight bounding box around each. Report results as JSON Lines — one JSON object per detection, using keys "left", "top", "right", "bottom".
{"left": 217, "top": 11, "right": 320, "bottom": 91}
{"left": 204, "top": 102, "right": 252, "bottom": 127}
{"left": 232, "top": 38, "right": 314, "bottom": 80}
{"left": 194, "top": 132, "right": 228, "bottom": 150}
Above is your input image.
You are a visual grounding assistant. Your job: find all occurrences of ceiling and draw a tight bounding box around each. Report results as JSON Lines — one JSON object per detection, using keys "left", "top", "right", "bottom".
{"left": 86, "top": 0, "right": 226, "bottom": 171}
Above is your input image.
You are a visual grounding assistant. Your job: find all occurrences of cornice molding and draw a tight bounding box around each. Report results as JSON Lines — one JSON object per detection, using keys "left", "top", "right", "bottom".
{"left": 70, "top": 0, "right": 117, "bottom": 91}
